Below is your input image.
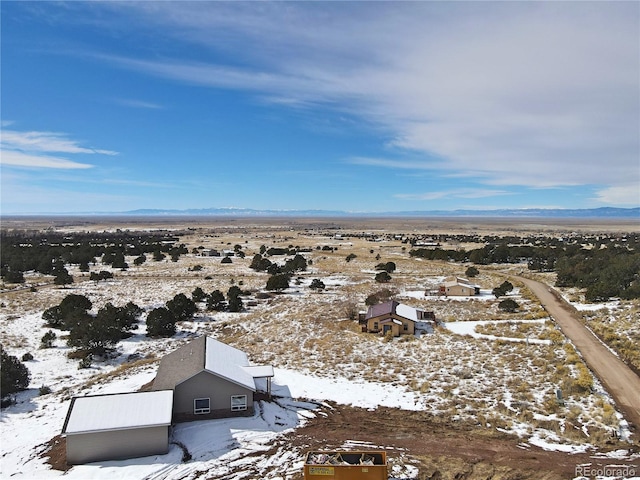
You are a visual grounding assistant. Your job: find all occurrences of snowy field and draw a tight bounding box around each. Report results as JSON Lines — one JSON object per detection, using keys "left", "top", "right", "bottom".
{"left": 1, "top": 227, "right": 638, "bottom": 479}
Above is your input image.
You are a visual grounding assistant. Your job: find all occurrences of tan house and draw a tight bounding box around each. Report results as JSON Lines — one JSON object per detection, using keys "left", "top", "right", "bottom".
{"left": 152, "top": 336, "right": 274, "bottom": 422}
{"left": 361, "top": 300, "right": 435, "bottom": 337}
{"left": 439, "top": 277, "right": 480, "bottom": 296}
{"left": 62, "top": 390, "right": 173, "bottom": 464}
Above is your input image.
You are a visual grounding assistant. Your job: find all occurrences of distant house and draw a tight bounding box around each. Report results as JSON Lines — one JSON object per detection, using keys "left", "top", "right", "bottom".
{"left": 201, "top": 249, "right": 221, "bottom": 257}
{"left": 152, "top": 336, "right": 274, "bottom": 422}
{"left": 62, "top": 390, "right": 173, "bottom": 464}
{"left": 360, "top": 300, "right": 435, "bottom": 337}
{"left": 439, "top": 277, "right": 480, "bottom": 296}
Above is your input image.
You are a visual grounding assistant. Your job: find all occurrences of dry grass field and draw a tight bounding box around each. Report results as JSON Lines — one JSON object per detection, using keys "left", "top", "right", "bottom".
{"left": 1, "top": 216, "right": 638, "bottom": 478}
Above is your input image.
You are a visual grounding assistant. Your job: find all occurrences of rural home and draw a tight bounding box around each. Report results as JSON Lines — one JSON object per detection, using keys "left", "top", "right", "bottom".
{"left": 152, "top": 336, "right": 274, "bottom": 422}
{"left": 439, "top": 277, "right": 480, "bottom": 296}
{"left": 360, "top": 300, "right": 435, "bottom": 337}
{"left": 62, "top": 390, "right": 173, "bottom": 464}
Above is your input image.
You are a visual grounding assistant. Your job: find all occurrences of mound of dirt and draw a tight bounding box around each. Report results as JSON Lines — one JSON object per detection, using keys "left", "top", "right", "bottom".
{"left": 39, "top": 435, "right": 70, "bottom": 472}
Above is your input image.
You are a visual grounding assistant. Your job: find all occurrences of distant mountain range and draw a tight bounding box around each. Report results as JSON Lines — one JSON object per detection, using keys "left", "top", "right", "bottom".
{"left": 5, "top": 207, "right": 639, "bottom": 218}
{"left": 116, "top": 207, "right": 639, "bottom": 218}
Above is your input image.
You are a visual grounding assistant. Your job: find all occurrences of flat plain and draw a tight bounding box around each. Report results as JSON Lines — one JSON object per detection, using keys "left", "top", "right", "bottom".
{"left": 1, "top": 216, "right": 639, "bottom": 480}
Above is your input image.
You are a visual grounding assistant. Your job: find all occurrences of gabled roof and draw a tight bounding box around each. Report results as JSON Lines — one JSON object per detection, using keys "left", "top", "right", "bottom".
{"left": 395, "top": 303, "right": 422, "bottom": 321}
{"left": 365, "top": 300, "right": 421, "bottom": 322}
{"left": 443, "top": 276, "right": 479, "bottom": 288}
{"left": 62, "top": 390, "right": 173, "bottom": 435}
{"left": 153, "top": 336, "right": 272, "bottom": 392}
{"left": 365, "top": 300, "right": 398, "bottom": 319}
{"left": 203, "top": 337, "right": 260, "bottom": 391}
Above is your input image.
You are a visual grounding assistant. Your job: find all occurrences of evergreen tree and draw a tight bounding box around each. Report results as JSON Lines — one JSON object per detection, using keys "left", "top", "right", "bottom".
{"left": 228, "top": 294, "right": 244, "bottom": 312}
{"left": 192, "top": 287, "right": 207, "bottom": 302}
{"left": 166, "top": 293, "right": 197, "bottom": 321}
{"left": 375, "top": 271, "right": 392, "bottom": 283}
{"left": 40, "top": 330, "right": 57, "bottom": 349}
{"left": 375, "top": 262, "right": 396, "bottom": 273}
{"left": 266, "top": 273, "right": 290, "bottom": 291}
{"left": 1, "top": 345, "right": 31, "bottom": 395}
{"left": 206, "top": 290, "right": 227, "bottom": 311}
{"left": 465, "top": 266, "right": 479, "bottom": 278}
{"left": 43, "top": 294, "right": 92, "bottom": 330}
{"left": 53, "top": 267, "right": 73, "bottom": 287}
{"left": 498, "top": 298, "right": 519, "bottom": 312}
{"left": 42, "top": 306, "right": 64, "bottom": 329}
{"left": 67, "top": 313, "right": 121, "bottom": 357}
{"left": 283, "top": 254, "right": 307, "bottom": 273}
{"left": 146, "top": 307, "right": 177, "bottom": 337}
{"left": 227, "top": 285, "right": 244, "bottom": 312}
{"left": 133, "top": 254, "right": 147, "bottom": 266}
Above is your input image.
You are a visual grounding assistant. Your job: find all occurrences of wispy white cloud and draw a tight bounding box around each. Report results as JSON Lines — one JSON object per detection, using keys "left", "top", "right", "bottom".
{"left": 348, "top": 156, "right": 444, "bottom": 171}
{"left": 395, "top": 188, "right": 513, "bottom": 201}
{"left": 35, "top": 2, "right": 640, "bottom": 203}
{"left": 1, "top": 128, "right": 117, "bottom": 170}
{"left": 113, "top": 98, "right": 164, "bottom": 110}
{"left": 91, "top": 2, "right": 638, "bottom": 198}
{"left": 593, "top": 184, "right": 640, "bottom": 206}
{"left": 0, "top": 150, "right": 93, "bottom": 169}
{"left": 2, "top": 129, "right": 118, "bottom": 155}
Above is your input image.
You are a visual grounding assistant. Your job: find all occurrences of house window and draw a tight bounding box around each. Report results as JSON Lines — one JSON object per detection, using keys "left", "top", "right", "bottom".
{"left": 194, "top": 398, "right": 210, "bottom": 415}
{"left": 403, "top": 323, "right": 408, "bottom": 331}
{"left": 231, "top": 395, "right": 247, "bottom": 411}
{"left": 373, "top": 322, "right": 379, "bottom": 330}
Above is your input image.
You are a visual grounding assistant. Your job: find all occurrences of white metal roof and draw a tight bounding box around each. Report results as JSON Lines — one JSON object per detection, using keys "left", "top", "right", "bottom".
{"left": 63, "top": 390, "right": 173, "bottom": 435}
{"left": 444, "top": 277, "right": 479, "bottom": 288}
{"left": 395, "top": 304, "right": 421, "bottom": 321}
{"left": 242, "top": 365, "right": 275, "bottom": 378}
{"left": 204, "top": 337, "right": 257, "bottom": 391}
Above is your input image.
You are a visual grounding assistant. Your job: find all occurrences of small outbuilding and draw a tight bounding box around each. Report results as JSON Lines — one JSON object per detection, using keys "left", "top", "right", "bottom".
{"left": 439, "top": 277, "right": 480, "bottom": 296}
{"left": 62, "top": 390, "right": 173, "bottom": 465}
{"left": 152, "top": 336, "right": 274, "bottom": 422}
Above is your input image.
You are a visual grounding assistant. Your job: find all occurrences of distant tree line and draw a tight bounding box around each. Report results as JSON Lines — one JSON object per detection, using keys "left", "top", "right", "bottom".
{"left": 410, "top": 233, "right": 640, "bottom": 301}
{"left": 0, "top": 230, "right": 184, "bottom": 284}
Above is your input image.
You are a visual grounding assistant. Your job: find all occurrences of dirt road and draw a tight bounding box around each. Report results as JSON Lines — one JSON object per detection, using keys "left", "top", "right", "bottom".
{"left": 513, "top": 275, "right": 640, "bottom": 432}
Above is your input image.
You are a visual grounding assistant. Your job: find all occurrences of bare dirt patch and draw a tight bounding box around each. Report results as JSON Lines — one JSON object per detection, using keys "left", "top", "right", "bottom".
{"left": 279, "top": 401, "right": 638, "bottom": 480}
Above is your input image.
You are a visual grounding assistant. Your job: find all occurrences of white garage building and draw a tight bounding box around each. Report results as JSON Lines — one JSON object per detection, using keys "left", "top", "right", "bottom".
{"left": 62, "top": 390, "right": 173, "bottom": 464}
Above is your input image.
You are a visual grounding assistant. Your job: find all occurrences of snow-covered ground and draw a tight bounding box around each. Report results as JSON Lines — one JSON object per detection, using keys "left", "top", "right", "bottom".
{"left": 445, "top": 319, "right": 552, "bottom": 345}
{"left": 1, "top": 235, "right": 638, "bottom": 480}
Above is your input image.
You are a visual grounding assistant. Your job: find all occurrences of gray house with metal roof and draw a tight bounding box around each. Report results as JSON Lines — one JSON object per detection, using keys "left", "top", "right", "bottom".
{"left": 152, "top": 336, "right": 274, "bottom": 422}
{"left": 62, "top": 390, "right": 173, "bottom": 464}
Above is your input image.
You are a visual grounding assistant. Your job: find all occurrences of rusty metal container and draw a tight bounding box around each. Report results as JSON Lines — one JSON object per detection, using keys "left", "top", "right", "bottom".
{"left": 304, "top": 451, "right": 388, "bottom": 480}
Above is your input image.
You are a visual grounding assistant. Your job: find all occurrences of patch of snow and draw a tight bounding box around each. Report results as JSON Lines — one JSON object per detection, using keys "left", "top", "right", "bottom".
{"left": 444, "top": 320, "right": 552, "bottom": 345}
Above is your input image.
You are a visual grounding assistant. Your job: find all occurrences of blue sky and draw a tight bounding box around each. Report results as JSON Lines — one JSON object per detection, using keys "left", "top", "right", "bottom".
{"left": 1, "top": 1, "right": 638, "bottom": 214}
